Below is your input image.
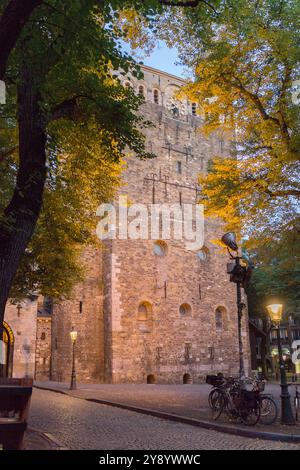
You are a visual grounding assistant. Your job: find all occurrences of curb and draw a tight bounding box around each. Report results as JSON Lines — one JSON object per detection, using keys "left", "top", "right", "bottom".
{"left": 34, "top": 385, "right": 300, "bottom": 444}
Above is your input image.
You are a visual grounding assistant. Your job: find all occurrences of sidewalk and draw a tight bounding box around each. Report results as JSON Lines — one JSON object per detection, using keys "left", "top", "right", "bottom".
{"left": 34, "top": 381, "right": 300, "bottom": 442}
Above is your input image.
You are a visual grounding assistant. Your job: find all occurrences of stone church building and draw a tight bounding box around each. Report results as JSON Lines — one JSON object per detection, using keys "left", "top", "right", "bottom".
{"left": 2, "top": 66, "right": 250, "bottom": 384}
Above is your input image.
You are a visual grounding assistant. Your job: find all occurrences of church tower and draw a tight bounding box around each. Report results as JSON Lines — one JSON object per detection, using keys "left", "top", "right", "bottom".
{"left": 50, "top": 65, "right": 250, "bottom": 383}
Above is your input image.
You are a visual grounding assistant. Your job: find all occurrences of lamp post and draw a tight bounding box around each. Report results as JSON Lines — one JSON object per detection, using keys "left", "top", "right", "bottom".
{"left": 221, "top": 232, "right": 249, "bottom": 379}
{"left": 70, "top": 327, "right": 78, "bottom": 390}
{"left": 266, "top": 302, "right": 295, "bottom": 425}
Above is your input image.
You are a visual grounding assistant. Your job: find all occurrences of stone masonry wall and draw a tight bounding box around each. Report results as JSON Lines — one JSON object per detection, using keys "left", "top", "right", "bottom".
{"left": 35, "top": 315, "right": 52, "bottom": 380}
{"left": 51, "top": 65, "right": 250, "bottom": 384}
{"left": 105, "top": 66, "right": 250, "bottom": 383}
{"left": 3, "top": 298, "right": 38, "bottom": 378}
{"left": 51, "top": 247, "right": 104, "bottom": 383}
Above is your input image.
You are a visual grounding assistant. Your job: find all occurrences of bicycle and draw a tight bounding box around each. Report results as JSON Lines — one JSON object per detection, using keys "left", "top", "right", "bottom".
{"left": 207, "top": 373, "right": 227, "bottom": 409}
{"left": 208, "top": 375, "right": 261, "bottom": 426}
{"left": 246, "top": 376, "right": 278, "bottom": 425}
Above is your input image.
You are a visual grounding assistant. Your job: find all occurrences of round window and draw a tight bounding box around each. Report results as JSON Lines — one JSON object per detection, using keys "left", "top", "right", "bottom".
{"left": 197, "top": 246, "right": 209, "bottom": 261}
{"left": 153, "top": 240, "right": 168, "bottom": 257}
{"left": 179, "top": 303, "right": 191, "bottom": 316}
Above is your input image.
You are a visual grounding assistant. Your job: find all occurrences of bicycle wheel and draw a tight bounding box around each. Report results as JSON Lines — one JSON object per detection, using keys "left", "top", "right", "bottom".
{"left": 239, "top": 397, "right": 261, "bottom": 426}
{"left": 211, "top": 389, "right": 225, "bottom": 421}
{"left": 208, "top": 388, "right": 219, "bottom": 409}
{"left": 259, "top": 396, "right": 278, "bottom": 425}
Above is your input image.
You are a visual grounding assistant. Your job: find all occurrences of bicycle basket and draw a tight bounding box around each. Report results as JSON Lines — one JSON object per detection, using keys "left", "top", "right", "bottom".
{"left": 206, "top": 374, "right": 224, "bottom": 386}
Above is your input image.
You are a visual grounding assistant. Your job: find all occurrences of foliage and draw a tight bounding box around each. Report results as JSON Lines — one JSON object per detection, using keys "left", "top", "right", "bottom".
{"left": 152, "top": 0, "right": 300, "bottom": 239}
{"left": 247, "top": 228, "right": 300, "bottom": 318}
{"left": 0, "top": 0, "right": 158, "bottom": 300}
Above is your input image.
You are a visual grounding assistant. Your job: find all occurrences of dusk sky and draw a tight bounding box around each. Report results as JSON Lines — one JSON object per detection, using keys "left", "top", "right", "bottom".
{"left": 122, "top": 40, "right": 188, "bottom": 78}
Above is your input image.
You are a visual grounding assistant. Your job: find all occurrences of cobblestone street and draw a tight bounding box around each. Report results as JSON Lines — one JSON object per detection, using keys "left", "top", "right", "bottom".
{"left": 28, "top": 389, "right": 300, "bottom": 450}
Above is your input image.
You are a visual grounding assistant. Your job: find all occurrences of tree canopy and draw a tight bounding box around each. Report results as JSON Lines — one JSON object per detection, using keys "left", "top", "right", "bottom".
{"left": 0, "top": 0, "right": 158, "bottom": 302}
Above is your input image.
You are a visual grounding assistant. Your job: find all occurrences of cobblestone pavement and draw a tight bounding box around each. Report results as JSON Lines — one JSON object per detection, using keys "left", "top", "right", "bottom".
{"left": 35, "top": 381, "right": 300, "bottom": 434}
{"left": 29, "top": 389, "right": 300, "bottom": 450}
{"left": 23, "top": 428, "right": 64, "bottom": 450}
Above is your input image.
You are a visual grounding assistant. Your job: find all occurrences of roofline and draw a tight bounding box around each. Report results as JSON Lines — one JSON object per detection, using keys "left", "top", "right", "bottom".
{"left": 140, "top": 64, "right": 187, "bottom": 83}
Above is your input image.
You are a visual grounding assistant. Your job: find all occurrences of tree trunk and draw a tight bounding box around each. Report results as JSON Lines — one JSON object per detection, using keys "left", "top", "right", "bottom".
{"left": 0, "top": 0, "right": 43, "bottom": 79}
{"left": 0, "top": 60, "right": 47, "bottom": 362}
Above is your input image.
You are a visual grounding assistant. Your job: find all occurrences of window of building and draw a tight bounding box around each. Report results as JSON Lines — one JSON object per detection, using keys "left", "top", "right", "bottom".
{"left": 153, "top": 89, "right": 159, "bottom": 104}
{"left": 197, "top": 246, "right": 210, "bottom": 262}
{"left": 215, "top": 306, "right": 227, "bottom": 330}
{"left": 138, "top": 85, "right": 145, "bottom": 98}
{"left": 177, "top": 161, "right": 182, "bottom": 174}
{"left": 183, "top": 373, "right": 192, "bottom": 384}
{"left": 192, "top": 102, "right": 197, "bottom": 115}
{"left": 153, "top": 240, "right": 168, "bottom": 257}
{"left": 138, "top": 303, "right": 148, "bottom": 321}
{"left": 293, "top": 330, "right": 300, "bottom": 340}
{"left": 79, "top": 301, "right": 83, "bottom": 313}
{"left": 41, "top": 332, "right": 46, "bottom": 341}
{"left": 124, "top": 81, "right": 132, "bottom": 90}
{"left": 215, "top": 309, "right": 223, "bottom": 330}
{"left": 179, "top": 303, "right": 191, "bottom": 317}
{"left": 147, "top": 374, "right": 156, "bottom": 384}
{"left": 138, "top": 302, "right": 153, "bottom": 333}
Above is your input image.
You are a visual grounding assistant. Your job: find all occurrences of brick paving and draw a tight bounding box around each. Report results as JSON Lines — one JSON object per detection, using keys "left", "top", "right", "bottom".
{"left": 28, "top": 389, "right": 300, "bottom": 450}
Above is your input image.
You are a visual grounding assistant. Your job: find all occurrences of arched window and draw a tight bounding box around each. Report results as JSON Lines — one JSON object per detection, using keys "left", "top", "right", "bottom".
{"left": 138, "top": 301, "right": 153, "bottom": 332}
{"left": 138, "top": 85, "right": 145, "bottom": 98}
{"left": 191, "top": 102, "right": 197, "bottom": 115}
{"left": 183, "top": 373, "right": 192, "bottom": 384}
{"left": 153, "top": 240, "right": 168, "bottom": 257}
{"left": 147, "top": 374, "right": 156, "bottom": 384}
{"left": 41, "top": 332, "right": 46, "bottom": 341}
{"left": 215, "top": 306, "right": 227, "bottom": 330}
{"left": 153, "top": 89, "right": 159, "bottom": 104}
{"left": 124, "top": 81, "right": 132, "bottom": 90}
{"left": 197, "top": 246, "right": 210, "bottom": 262}
{"left": 179, "top": 303, "right": 192, "bottom": 317}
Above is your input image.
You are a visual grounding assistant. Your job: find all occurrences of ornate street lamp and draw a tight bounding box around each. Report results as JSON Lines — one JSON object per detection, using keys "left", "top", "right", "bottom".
{"left": 266, "top": 301, "right": 295, "bottom": 424}
{"left": 70, "top": 327, "right": 78, "bottom": 390}
{"left": 221, "top": 232, "right": 249, "bottom": 379}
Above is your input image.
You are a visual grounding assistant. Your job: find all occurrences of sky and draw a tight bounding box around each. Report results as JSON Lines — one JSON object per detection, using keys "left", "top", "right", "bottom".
{"left": 122, "top": 40, "right": 187, "bottom": 79}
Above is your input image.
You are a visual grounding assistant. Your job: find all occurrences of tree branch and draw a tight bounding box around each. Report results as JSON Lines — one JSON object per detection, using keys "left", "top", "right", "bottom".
{"left": 0, "top": 0, "right": 43, "bottom": 79}
{"left": 265, "top": 188, "right": 300, "bottom": 198}
{"left": 50, "top": 97, "right": 78, "bottom": 122}
{"left": 159, "top": 0, "right": 217, "bottom": 13}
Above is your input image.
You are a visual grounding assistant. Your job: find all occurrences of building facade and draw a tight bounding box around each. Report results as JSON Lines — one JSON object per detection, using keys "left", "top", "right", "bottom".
{"left": 2, "top": 66, "right": 250, "bottom": 383}
{"left": 50, "top": 65, "right": 250, "bottom": 384}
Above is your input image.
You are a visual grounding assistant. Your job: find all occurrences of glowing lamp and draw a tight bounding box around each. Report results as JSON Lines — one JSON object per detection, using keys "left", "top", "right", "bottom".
{"left": 266, "top": 303, "right": 283, "bottom": 324}
{"left": 70, "top": 329, "right": 78, "bottom": 343}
